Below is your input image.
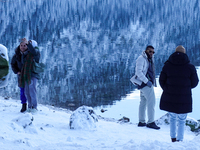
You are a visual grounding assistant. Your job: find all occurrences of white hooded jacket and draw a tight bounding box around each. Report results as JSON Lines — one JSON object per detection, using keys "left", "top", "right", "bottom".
{"left": 130, "top": 51, "right": 156, "bottom": 86}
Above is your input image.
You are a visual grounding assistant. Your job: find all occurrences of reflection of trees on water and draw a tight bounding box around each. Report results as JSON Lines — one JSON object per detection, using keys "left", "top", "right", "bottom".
{"left": 39, "top": 52, "right": 135, "bottom": 110}
{"left": 0, "top": 0, "right": 200, "bottom": 110}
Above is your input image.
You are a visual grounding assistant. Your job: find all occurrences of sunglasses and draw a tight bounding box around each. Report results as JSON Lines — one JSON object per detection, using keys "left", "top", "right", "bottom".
{"left": 148, "top": 50, "right": 155, "bottom": 54}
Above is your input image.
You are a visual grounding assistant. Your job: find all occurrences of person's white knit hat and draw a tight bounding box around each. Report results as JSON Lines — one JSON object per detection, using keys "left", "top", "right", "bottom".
{"left": 30, "top": 40, "right": 38, "bottom": 48}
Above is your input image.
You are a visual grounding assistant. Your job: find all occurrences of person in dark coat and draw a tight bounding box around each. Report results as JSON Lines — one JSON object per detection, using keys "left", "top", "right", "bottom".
{"left": 11, "top": 38, "right": 40, "bottom": 113}
{"left": 159, "top": 45, "right": 199, "bottom": 142}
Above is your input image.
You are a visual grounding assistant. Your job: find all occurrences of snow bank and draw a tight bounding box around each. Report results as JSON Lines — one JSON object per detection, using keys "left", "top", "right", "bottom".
{"left": 0, "top": 97, "right": 200, "bottom": 150}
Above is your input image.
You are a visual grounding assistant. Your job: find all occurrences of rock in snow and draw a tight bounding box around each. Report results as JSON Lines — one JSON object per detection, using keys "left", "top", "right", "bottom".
{"left": 156, "top": 113, "right": 200, "bottom": 133}
{"left": 11, "top": 113, "right": 37, "bottom": 134}
{"left": 69, "top": 105, "right": 98, "bottom": 129}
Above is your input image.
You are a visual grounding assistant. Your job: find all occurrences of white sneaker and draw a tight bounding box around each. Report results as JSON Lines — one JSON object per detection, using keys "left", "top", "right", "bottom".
{"left": 31, "top": 108, "right": 38, "bottom": 114}
{"left": 27, "top": 108, "right": 32, "bottom": 113}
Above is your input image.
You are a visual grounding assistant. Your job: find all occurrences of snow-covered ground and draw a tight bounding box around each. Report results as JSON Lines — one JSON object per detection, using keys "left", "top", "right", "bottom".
{"left": 0, "top": 97, "right": 200, "bottom": 150}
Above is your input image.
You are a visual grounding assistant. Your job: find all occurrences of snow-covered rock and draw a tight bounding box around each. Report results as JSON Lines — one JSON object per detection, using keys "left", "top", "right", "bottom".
{"left": 186, "top": 116, "right": 200, "bottom": 132}
{"left": 156, "top": 113, "right": 200, "bottom": 132}
{"left": 118, "top": 116, "right": 130, "bottom": 123}
{"left": 11, "top": 113, "right": 37, "bottom": 134}
{"left": 0, "top": 44, "right": 9, "bottom": 88}
{"left": 69, "top": 105, "right": 98, "bottom": 130}
{"left": 155, "top": 113, "right": 170, "bottom": 125}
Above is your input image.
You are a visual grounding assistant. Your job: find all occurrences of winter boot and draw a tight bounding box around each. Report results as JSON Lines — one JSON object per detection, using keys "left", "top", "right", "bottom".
{"left": 171, "top": 138, "right": 176, "bottom": 142}
{"left": 20, "top": 103, "right": 27, "bottom": 112}
{"left": 146, "top": 122, "right": 160, "bottom": 130}
{"left": 138, "top": 122, "right": 146, "bottom": 127}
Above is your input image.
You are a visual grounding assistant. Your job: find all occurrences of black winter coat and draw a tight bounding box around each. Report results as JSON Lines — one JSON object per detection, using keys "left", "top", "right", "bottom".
{"left": 11, "top": 43, "right": 40, "bottom": 80}
{"left": 159, "top": 52, "right": 199, "bottom": 113}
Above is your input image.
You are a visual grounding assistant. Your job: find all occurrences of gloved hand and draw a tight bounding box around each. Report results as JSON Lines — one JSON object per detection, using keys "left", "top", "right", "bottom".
{"left": 146, "top": 81, "right": 152, "bottom": 87}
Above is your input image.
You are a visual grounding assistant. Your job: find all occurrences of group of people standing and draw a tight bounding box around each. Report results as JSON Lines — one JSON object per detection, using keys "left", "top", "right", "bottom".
{"left": 131, "top": 45, "right": 199, "bottom": 142}
{"left": 11, "top": 38, "right": 40, "bottom": 113}
{"left": 1, "top": 38, "right": 199, "bottom": 142}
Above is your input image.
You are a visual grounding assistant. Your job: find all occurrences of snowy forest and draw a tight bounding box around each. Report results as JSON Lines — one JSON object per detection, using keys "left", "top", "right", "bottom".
{"left": 0, "top": 0, "right": 200, "bottom": 110}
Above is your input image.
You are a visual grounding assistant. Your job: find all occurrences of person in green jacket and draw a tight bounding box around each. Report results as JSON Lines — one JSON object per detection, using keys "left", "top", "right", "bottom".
{"left": 0, "top": 44, "right": 9, "bottom": 88}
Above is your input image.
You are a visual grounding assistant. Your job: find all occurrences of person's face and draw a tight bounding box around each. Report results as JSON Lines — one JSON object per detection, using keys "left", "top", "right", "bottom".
{"left": 146, "top": 48, "right": 155, "bottom": 58}
{"left": 19, "top": 42, "right": 27, "bottom": 52}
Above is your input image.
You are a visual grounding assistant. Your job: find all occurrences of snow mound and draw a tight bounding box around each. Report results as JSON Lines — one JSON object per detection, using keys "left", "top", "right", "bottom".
{"left": 69, "top": 105, "right": 98, "bottom": 130}
{"left": 11, "top": 113, "right": 37, "bottom": 134}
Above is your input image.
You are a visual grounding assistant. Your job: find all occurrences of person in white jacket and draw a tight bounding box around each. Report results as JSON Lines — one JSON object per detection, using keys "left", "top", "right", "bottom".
{"left": 130, "top": 45, "right": 160, "bottom": 130}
